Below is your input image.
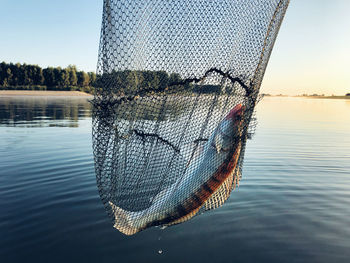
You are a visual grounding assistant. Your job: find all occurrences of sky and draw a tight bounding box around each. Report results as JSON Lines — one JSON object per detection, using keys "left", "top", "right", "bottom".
{"left": 262, "top": 0, "right": 350, "bottom": 96}
{"left": 0, "top": 0, "right": 349, "bottom": 95}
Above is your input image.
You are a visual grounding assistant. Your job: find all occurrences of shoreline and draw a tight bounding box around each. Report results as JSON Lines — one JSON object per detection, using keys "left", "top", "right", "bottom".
{"left": 303, "top": 96, "right": 350, "bottom": 100}
{"left": 264, "top": 95, "right": 350, "bottom": 100}
{"left": 0, "top": 90, "right": 93, "bottom": 97}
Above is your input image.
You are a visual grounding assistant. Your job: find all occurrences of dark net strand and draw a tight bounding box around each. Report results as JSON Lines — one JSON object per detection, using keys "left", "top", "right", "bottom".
{"left": 92, "top": 0, "right": 289, "bottom": 235}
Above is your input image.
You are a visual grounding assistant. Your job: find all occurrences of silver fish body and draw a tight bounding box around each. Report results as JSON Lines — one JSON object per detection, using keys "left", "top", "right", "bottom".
{"left": 110, "top": 104, "right": 244, "bottom": 235}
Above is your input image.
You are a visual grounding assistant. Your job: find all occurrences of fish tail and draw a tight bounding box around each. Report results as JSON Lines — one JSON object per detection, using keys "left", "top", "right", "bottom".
{"left": 108, "top": 201, "right": 143, "bottom": 235}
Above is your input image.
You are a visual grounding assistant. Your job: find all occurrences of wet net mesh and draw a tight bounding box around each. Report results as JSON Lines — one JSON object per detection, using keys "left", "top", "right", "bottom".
{"left": 92, "top": 0, "right": 289, "bottom": 235}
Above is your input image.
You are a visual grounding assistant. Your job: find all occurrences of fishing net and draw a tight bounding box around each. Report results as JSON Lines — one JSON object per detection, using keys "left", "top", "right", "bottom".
{"left": 92, "top": 0, "right": 289, "bottom": 235}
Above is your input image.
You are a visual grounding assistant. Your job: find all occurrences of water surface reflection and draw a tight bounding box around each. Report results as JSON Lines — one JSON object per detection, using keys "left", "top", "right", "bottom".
{"left": 0, "top": 96, "right": 91, "bottom": 127}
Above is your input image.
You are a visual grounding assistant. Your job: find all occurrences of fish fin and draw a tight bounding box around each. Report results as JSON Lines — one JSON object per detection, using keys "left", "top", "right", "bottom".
{"left": 165, "top": 207, "right": 201, "bottom": 226}
{"left": 109, "top": 201, "right": 140, "bottom": 235}
{"left": 204, "top": 142, "right": 242, "bottom": 211}
{"left": 233, "top": 168, "right": 241, "bottom": 190}
{"left": 166, "top": 171, "right": 238, "bottom": 226}
{"left": 203, "top": 176, "right": 232, "bottom": 211}
{"left": 166, "top": 171, "right": 239, "bottom": 227}
{"left": 203, "top": 169, "right": 239, "bottom": 211}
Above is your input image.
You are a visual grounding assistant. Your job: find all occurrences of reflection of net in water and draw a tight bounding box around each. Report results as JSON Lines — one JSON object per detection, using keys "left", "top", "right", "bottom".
{"left": 92, "top": 0, "right": 289, "bottom": 235}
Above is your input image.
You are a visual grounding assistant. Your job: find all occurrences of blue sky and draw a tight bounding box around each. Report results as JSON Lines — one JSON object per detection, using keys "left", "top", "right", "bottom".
{"left": 0, "top": 0, "right": 103, "bottom": 72}
{"left": 1, "top": 0, "right": 349, "bottom": 95}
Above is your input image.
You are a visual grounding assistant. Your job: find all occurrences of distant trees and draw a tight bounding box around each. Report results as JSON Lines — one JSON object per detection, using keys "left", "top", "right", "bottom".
{"left": 94, "top": 69, "right": 222, "bottom": 95}
{"left": 95, "top": 70, "right": 171, "bottom": 95}
{"left": 0, "top": 62, "right": 45, "bottom": 87}
{"left": 0, "top": 62, "right": 96, "bottom": 93}
{"left": 67, "top": 65, "right": 78, "bottom": 86}
{"left": 1, "top": 61, "right": 225, "bottom": 95}
{"left": 77, "top": 71, "right": 90, "bottom": 87}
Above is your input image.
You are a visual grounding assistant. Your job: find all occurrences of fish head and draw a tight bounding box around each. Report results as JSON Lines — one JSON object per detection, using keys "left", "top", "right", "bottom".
{"left": 213, "top": 104, "right": 244, "bottom": 153}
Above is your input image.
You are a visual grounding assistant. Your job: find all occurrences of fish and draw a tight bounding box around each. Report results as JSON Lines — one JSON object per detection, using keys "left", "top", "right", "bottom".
{"left": 109, "top": 103, "right": 244, "bottom": 235}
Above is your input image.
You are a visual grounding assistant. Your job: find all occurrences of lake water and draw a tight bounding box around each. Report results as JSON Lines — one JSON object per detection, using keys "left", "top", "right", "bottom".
{"left": 0, "top": 96, "right": 349, "bottom": 263}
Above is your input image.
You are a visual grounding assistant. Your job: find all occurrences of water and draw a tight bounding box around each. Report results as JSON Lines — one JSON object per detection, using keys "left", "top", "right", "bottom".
{"left": 0, "top": 96, "right": 349, "bottom": 263}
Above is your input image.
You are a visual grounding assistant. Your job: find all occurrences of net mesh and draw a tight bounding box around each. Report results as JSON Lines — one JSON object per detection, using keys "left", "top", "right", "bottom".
{"left": 92, "top": 0, "right": 289, "bottom": 235}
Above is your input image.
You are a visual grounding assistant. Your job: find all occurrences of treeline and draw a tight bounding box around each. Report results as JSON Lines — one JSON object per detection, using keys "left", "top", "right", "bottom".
{"left": 95, "top": 70, "right": 182, "bottom": 95}
{"left": 0, "top": 62, "right": 222, "bottom": 95}
{"left": 95, "top": 70, "right": 221, "bottom": 95}
{"left": 0, "top": 62, "right": 96, "bottom": 93}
